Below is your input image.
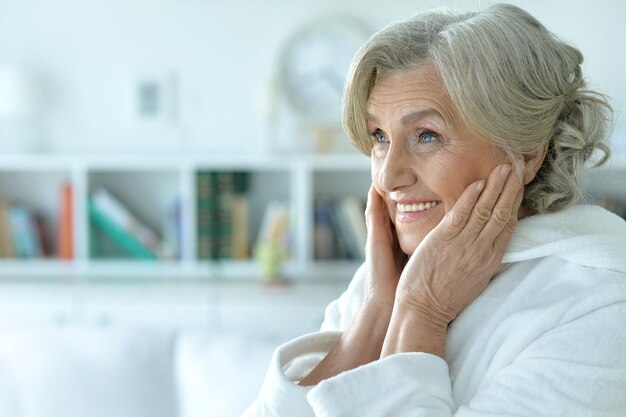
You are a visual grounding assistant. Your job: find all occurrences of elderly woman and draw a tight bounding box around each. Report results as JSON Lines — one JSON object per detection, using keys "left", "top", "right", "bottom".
{"left": 244, "top": 4, "right": 626, "bottom": 416}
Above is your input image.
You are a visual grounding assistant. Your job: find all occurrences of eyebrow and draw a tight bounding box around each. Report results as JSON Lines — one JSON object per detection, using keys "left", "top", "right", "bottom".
{"left": 366, "top": 108, "right": 446, "bottom": 125}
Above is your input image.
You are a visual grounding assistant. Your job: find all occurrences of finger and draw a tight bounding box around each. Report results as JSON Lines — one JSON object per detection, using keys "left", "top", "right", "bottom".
{"left": 487, "top": 205, "right": 522, "bottom": 274}
{"left": 365, "top": 184, "right": 394, "bottom": 245}
{"left": 505, "top": 175, "right": 525, "bottom": 233}
{"left": 464, "top": 163, "right": 512, "bottom": 236}
{"left": 365, "top": 185, "right": 406, "bottom": 281}
{"left": 440, "top": 178, "right": 486, "bottom": 236}
{"left": 490, "top": 182, "right": 524, "bottom": 256}
{"left": 479, "top": 159, "right": 525, "bottom": 241}
{"left": 365, "top": 184, "right": 381, "bottom": 229}
{"left": 483, "top": 162, "right": 526, "bottom": 268}
{"left": 495, "top": 170, "right": 525, "bottom": 245}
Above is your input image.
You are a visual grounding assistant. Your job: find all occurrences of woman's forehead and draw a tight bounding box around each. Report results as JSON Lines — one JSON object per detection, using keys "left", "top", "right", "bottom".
{"left": 366, "top": 66, "right": 458, "bottom": 127}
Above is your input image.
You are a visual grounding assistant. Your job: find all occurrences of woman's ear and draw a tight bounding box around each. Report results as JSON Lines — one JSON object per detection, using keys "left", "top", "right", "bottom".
{"left": 522, "top": 144, "right": 548, "bottom": 185}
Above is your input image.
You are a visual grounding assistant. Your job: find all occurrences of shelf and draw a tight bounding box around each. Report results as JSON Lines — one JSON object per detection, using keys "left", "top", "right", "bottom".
{"left": 0, "top": 258, "right": 362, "bottom": 282}
{"left": 0, "top": 153, "right": 370, "bottom": 281}
{"left": 0, "top": 153, "right": 371, "bottom": 171}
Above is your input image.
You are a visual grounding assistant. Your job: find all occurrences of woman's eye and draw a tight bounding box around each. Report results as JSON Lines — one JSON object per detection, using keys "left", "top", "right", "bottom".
{"left": 417, "top": 130, "right": 440, "bottom": 144}
{"left": 406, "top": 129, "right": 442, "bottom": 154}
{"left": 370, "top": 129, "right": 388, "bottom": 144}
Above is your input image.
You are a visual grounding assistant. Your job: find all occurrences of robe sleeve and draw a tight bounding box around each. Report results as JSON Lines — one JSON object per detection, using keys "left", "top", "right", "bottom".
{"left": 241, "top": 264, "right": 365, "bottom": 416}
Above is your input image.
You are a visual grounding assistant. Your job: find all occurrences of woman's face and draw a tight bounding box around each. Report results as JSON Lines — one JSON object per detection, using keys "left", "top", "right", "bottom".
{"left": 367, "top": 65, "right": 508, "bottom": 255}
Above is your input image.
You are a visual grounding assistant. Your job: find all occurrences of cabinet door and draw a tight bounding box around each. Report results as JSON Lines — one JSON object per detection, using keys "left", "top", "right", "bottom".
{"left": 80, "top": 284, "right": 212, "bottom": 329}
{"left": 0, "top": 285, "right": 74, "bottom": 328}
{"left": 212, "top": 281, "right": 347, "bottom": 340}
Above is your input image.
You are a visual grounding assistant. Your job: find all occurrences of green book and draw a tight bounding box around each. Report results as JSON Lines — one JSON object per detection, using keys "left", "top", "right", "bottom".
{"left": 88, "top": 201, "right": 157, "bottom": 260}
{"left": 196, "top": 171, "right": 219, "bottom": 260}
{"left": 217, "top": 171, "right": 235, "bottom": 259}
{"left": 217, "top": 171, "right": 251, "bottom": 259}
{"left": 233, "top": 171, "right": 250, "bottom": 194}
{"left": 197, "top": 171, "right": 250, "bottom": 261}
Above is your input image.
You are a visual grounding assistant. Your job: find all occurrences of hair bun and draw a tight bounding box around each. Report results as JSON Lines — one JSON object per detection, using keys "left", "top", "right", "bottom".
{"left": 526, "top": 90, "right": 612, "bottom": 212}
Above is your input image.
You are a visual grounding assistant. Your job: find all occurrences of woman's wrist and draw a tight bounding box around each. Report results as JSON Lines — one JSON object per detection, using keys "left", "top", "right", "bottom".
{"left": 381, "top": 299, "right": 448, "bottom": 358}
{"left": 351, "top": 300, "right": 394, "bottom": 344}
{"left": 299, "top": 302, "right": 393, "bottom": 386}
{"left": 334, "top": 300, "right": 394, "bottom": 364}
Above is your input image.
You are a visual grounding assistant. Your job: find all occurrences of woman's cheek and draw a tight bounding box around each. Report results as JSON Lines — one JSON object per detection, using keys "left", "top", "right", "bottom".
{"left": 423, "top": 154, "right": 490, "bottom": 212}
{"left": 422, "top": 161, "right": 461, "bottom": 202}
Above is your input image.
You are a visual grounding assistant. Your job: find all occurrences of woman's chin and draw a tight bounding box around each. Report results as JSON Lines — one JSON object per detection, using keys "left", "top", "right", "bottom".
{"left": 395, "top": 215, "right": 443, "bottom": 255}
{"left": 398, "top": 236, "right": 421, "bottom": 256}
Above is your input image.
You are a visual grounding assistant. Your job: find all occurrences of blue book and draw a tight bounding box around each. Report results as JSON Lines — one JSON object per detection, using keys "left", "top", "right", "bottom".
{"left": 9, "top": 205, "right": 41, "bottom": 259}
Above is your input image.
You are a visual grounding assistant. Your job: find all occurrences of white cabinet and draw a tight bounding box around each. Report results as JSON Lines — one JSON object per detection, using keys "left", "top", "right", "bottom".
{"left": 0, "top": 283, "right": 75, "bottom": 327}
{"left": 0, "top": 280, "right": 348, "bottom": 338}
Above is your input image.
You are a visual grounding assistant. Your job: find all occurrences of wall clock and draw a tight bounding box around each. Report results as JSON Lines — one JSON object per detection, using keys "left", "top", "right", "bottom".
{"left": 278, "top": 16, "right": 371, "bottom": 125}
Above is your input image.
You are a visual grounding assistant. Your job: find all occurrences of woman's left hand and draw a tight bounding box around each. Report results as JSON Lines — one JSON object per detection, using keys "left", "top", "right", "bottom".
{"left": 382, "top": 161, "right": 525, "bottom": 357}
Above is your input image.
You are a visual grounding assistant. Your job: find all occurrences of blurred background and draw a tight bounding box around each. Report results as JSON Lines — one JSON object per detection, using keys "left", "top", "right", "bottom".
{"left": 0, "top": 1, "right": 624, "bottom": 416}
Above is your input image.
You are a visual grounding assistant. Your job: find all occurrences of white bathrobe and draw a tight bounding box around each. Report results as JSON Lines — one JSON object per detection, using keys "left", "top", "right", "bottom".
{"left": 243, "top": 205, "right": 626, "bottom": 416}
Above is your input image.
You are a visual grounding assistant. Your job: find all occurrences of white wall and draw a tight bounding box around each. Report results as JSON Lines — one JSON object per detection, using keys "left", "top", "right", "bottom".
{"left": 0, "top": 0, "right": 624, "bottom": 155}
{"left": 507, "top": 0, "right": 626, "bottom": 153}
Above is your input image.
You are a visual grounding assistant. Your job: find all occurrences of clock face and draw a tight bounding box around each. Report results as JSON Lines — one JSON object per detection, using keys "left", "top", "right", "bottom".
{"left": 279, "top": 16, "right": 371, "bottom": 123}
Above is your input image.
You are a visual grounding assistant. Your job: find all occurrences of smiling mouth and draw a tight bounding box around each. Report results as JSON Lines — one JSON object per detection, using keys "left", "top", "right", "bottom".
{"left": 397, "top": 201, "right": 441, "bottom": 213}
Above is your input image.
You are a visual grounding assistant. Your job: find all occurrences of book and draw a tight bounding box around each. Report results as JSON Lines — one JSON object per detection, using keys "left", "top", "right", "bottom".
{"left": 220, "top": 171, "right": 250, "bottom": 260}
{"left": 257, "top": 201, "right": 290, "bottom": 247}
{"left": 34, "top": 213, "right": 53, "bottom": 258}
{"left": 255, "top": 200, "right": 290, "bottom": 280}
{"left": 8, "top": 205, "right": 41, "bottom": 259}
{"left": 161, "top": 197, "right": 181, "bottom": 260}
{"left": 196, "top": 170, "right": 251, "bottom": 261}
{"left": 333, "top": 197, "right": 366, "bottom": 260}
{"left": 89, "top": 187, "right": 161, "bottom": 259}
{"left": 231, "top": 194, "right": 249, "bottom": 260}
{"left": 217, "top": 171, "right": 235, "bottom": 259}
{"left": 57, "top": 183, "right": 74, "bottom": 260}
{"left": 196, "top": 171, "right": 219, "bottom": 260}
{"left": 0, "top": 202, "right": 15, "bottom": 258}
{"left": 88, "top": 200, "right": 158, "bottom": 260}
{"left": 313, "top": 198, "right": 336, "bottom": 260}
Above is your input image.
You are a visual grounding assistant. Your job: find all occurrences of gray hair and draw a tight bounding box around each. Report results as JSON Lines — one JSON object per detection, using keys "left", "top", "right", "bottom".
{"left": 343, "top": 3, "right": 612, "bottom": 213}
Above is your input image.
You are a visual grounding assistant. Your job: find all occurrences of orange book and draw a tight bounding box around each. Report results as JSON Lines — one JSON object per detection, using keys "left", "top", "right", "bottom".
{"left": 58, "top": 183, "right": 73, "bottom": 260}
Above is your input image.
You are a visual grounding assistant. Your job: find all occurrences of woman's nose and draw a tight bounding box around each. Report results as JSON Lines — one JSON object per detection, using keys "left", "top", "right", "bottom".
{"left": 377, "top": 142, "right": 417, "bottom": 192}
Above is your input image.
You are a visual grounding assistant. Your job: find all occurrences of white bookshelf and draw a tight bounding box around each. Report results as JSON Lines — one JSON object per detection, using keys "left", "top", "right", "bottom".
{"left": 0, "top": 153, "right": 371, "bottom": 282}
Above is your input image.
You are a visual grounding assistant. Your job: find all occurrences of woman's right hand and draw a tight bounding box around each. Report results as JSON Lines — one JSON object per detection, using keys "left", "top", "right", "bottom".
{"left": 363, "top": 184, "right": 408, "bottom": 312}
{"left": 299, "top": 185, "right": 406, "bottom": 386}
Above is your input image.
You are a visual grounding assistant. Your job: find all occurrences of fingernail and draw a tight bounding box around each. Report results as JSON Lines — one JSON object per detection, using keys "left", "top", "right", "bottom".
{"left": 476, "top": 180, "right": 485, "bottom": 192}
{"left": 500, "top": 164, "right": 511, "bottom": 177}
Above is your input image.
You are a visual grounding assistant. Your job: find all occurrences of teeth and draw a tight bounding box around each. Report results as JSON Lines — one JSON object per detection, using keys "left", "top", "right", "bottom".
{"left": 398, "top": 201, "right": 439, "bottom": 213}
